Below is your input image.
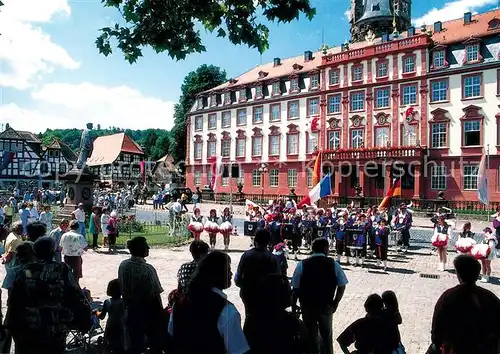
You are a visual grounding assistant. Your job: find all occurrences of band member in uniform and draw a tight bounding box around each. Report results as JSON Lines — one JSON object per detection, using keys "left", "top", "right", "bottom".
{"left": 334, "top": 212, "right": 351, "bottom": 264}
{"left": 289, "top": 209, "right": 302, "bottom": 260}
{"left": 394, "top": 204, "right": 412, "bottom": 252}
{"left": 204, "top": 209, "right": 220, "bottom": 249}
{"left": 219, "top": 207, "right": 233, "bottom": 251}
{"left": 267, "top": 213, "right": 282, "bottom": 249}
{"left": 374, "top": 219, "right": 390, "bottom": 270}
{"left": 350, "top": 214, "right": 367, "bottom": 267}
{"left": 188, "top": 208, "right": 204, "bottom": 241}
{"left": 475, "top": 227, "right": 498, "bottom": 283}
{"left": 454, "top": 221, "right": 476, "bottom": 254}
{"left": 431, "top": 216, "right": 451, "bottom": 271}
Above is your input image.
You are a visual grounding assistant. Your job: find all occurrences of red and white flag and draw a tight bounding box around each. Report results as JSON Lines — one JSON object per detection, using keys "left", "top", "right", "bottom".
{"left": 209, "top": 156, "right": 222, "bottom": 192}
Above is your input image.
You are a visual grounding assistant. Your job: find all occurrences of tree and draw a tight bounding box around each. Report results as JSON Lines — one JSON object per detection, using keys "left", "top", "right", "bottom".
{"left": 97, "top": 0, "right": 315, "bottom": 63}
{"left": 97, "top": 124, "right": 101, "bottom": 130}
{"left": 151, "top": 132, "right": 171, "bottom": 161}
{"left": 169, "top": 65, "right": 227, "bottom": 165}
{"left": 143, "top": 129, "right": 159, "bottom": 157}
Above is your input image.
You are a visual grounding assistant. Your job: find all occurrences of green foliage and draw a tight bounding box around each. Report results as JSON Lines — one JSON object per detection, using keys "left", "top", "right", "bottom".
{"left": 97, "top": 0, "right": 315, "bottom": 62}
{"left": 168, "top": 65, "right": 227, "bottom": 165}
{"left": 118, "top": 219, "right": 144, "bottom": 233}
{"left": 39, "top": 127, "right": 171, "bottom": 160}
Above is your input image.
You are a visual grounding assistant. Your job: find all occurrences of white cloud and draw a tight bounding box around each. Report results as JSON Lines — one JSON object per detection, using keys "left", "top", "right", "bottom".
{"left": 0, "top": 0, "right": 79, "bottom": 90}
{"left": 0, "top": 82, "right": 176, "bottom": 132}
{"left": 344, "top": 9, "right": 351, "bottom": 21}
{"left": 413, "top": 0, "right": 497, "bottom": 27}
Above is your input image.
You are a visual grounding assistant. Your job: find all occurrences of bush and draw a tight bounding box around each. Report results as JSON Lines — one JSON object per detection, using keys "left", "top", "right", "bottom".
{"left": 118, "top": 220, "right": 144, "bottom": 233}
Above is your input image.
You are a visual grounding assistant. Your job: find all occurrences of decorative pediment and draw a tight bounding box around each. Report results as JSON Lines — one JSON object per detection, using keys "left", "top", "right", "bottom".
{"left": 258, "top": 71, "right": 269, "bottom": 79}
{"left": 327, "top": 118, "right": 341, "bottom": 129}
{"left": 430, "top": 108, "right": 450, "bottom": 121}
{"left": 350, "top": 115, "right": 364, "bottom": 127}
{"left": 430, "top": 44, "right": 447, "bottom": 52}
{"left": 461, "top": 105, "right": 483, "bottom": 120}
{"left": 207, "top": 132, "right": 217, "bottom": 141}
{"left": 292, "top": 63, "right": 303, "bottom": 71}
{"left": 287, "top": 123, "right": 299, "bottom": 133}
{"left": 463, "top": 36, "right": 481, "bottom": 45}
{"left": 252, "top": 127, "right": 263, "bottom": 136}
{"left": 221, "top": 131, "right": 231, "bottom": 140}
{"left": 488, "top": 18, "right": 500, "bottom": 30}
{"left": 193, "top": 134, "right": 203, "bottom": 143}
{"left": 375, "top": 112, "right": 390, "bottom": 126}
{"left": 269, "top": 125, "right": 280, "bottom": 135}
{"left": 236, "top": 129, "right": 246, "bottom": 139}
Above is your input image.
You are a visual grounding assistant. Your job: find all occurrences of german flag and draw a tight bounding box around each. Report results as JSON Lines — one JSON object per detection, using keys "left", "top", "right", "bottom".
{"left": 378, "top": 179, "right": 402, "bottom": 210}
{"left": 312, "top": 151, "right": 322, "bottom": 186}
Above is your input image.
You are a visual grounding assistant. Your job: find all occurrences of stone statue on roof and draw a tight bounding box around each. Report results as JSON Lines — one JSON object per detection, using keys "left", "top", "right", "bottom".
{"left": 76, "top": 122, "right": 93, "bottom": 170}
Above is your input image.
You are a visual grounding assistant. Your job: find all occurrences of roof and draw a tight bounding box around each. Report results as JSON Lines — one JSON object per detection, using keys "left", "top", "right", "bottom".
{"left": 155, "top": 154, "right": 176, "bottom": 171}
{"left": 203, "top": 9, "right": 500, "bottom": 94}
{"left": 357, "top": 0, "right": 393, "bottom": 23}
{"left": 44, "top": 138, "right": 78, "bottom": 162}
{"left": 156, "top": 154, "right": 174, "bottom": 163}
{"left": 0, "top": 127, "right": 40, "bottom": 142}
{"left": 427, "top": 9, "right": 500, "bottom": 45}
{"left": 86, "top": 133, "right": 144, "bottom": 166}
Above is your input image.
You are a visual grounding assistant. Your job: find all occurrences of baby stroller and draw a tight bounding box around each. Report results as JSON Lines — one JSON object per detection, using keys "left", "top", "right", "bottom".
{"left": 66, "top": 288, "right": 104, "bottom": 351}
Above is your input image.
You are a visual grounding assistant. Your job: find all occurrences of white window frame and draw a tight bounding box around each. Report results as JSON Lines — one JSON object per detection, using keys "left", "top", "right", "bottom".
{"left": 269, "top": 135, "right": 280, "bottom": 156}
{"left": 377, "top": 61, "right": 388, "bottom": 78}
{"left": 306, "top": 168, "right": 313, "bottom": 188}
{"left": 463, "top": 75, "right": 481, "bottom": 98}
{"left": 402, "top": 85, "right": 417, "bottom": 105}
{"left": 328, "top": 130, "right": 340, "bottom": 149}
{"left": 403, "top": 55, "right": 415, "bottom": 73}
{"left": 255, "top": 85, "right": 263, "bottom": 98}
{"left": 431, "top": 80, "right": 448, "bottom": 102}
{"left": 375, "top": 88, "right": 389, "bottom": 109}
{"left": 208, "top": 141, "right": 216, "bottom": 157}
{"left": 221, "top": 139, "right": 230, "bottom": 158}
{"left": 194, "top": 142, "right": 202, "bottom": 159}
{"left": 252, "top": 136, "right": 263, "bottom": 156}
{"left": 466, "top": 44, "right": 479, "bottom": 63}
{"left": 223, "top": 92, "right": 231, "bottom": 105}
{"left": 463, "top": 120, "right": 481, "bottom": 146}
{"left": 287, "top": 169, "right": 298, "bottom": 188}
{"left": 195, "top": 116, "right": 203, "bottom": 131}
{"left": 208, "top": 114, "right": 217, "bottom": 129}
{"left": 375, "top": 127, "right": 390, "bottom": 147}
{"left": 307, "top": 132, "right": 318, "bottom": 154}
{"left": 194, "top": 171, "right": 201, "bottom": 186}
{"left": 351, "top": 129, "right": 364, "bottom": 149}
{"left": 222, "top": 111, "right": 231, "bottom": 128}
{"left": 327, "top": 94, "right": 341, "bottom": 114}
{"left": 329, "top": 70, "right": 339, "bottom": 85}
{"left": 310, "top": 74, "right": 319, "bottom": 89}
{"left": 433, "top": 50, "right": 445, "bottom": 68}
{"left": 288, "top": 100, "right": 299, "bottom": 119}
{"left": 270, "top": 104, "right": 281, "bottom": 122}
{"left": 431, "top": 123, "right": 447, "bottom": 148}
{"left": 403, "top": 125, "right": 417, "bottom": 146}
{"left": 269, "top": 169, "right": 279, "bottom": 187}
{"left": 287, "top": 134, "right": 299, "bottom": 155}
{"left": 308, "top": 98, "right": 319, "bottom": 116}
{"left": 350, "top": 91, "right": 365, "bottom": 111}
{"left": 252, "top": 170, "right": 261, "bottom": 187}
{"left": 253, "top": 107, "right": 263, "bottom": 123}
{"left": 237, "top": 109, "right": 247, "bottom": 126}
{"left": 431, "top": 165, "right": 446, "bottom": 190}
{"left": 236, "top": 138, "right": 245, "bottom": 157}
{"left": 272, "top": 81, "right": 281, "bottom": 95}
{"left": 352, "top": 66, "right": 363, "bottom": 81}
{"left": 463, "top": 165, "right": 479, "bottom": 190}
{"left": 290, "top": 78, "right": 299, "bottom": 91}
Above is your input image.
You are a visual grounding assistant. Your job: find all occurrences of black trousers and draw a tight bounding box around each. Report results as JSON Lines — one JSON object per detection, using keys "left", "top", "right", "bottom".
{"left": 92, "top": 232, "right": 99, "bottom": 249}
{"left": 108, "top": 234, "right": 117, "bottom": 249}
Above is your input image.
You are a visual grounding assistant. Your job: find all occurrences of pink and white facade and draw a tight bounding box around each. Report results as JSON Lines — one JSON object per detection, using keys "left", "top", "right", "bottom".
{"left": 186, "top": 9, "right": 500, "bottom": 202}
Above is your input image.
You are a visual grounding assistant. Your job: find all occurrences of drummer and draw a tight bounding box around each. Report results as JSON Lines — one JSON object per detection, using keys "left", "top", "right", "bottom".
{"left": 334, "top": 211, "right": 351, "bottom": 264}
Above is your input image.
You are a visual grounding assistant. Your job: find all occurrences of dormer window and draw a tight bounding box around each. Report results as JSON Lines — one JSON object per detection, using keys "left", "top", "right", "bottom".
{"left": 488, "top": 18, "right": 500, "bottom": 30}
{"left": 239, "top": 88, "right": 247, "bottom": 102}
{"left": 403, "top": 54, "right": 415, "bottom": 73}
{"left": 352, "top": 64, "right": 363, "bottom": 82}
{"left": 290, "top": 77, "right": 300, "bottom": 92}
{"left": 255, "top": 85, "right": 263, "bottom": 99}
{"left": 196, "top": 97, "right": 203, "bottom": 110}
{"left": 310, "top": 73, "right": 319, "bottom": 89}
{"left": 223, "top": 92, "right": 231, "bottom": 105}
{"left": 432, "top": 50, "right": 446, "bottom": 69}
{"left": 465, "top": 44, "right": 479, "bottom": 63}
{"left": 258, "top": 71, "right": 268, "bottom": 79}
{"left": 272, "top": 81, "right": 281, "bottom": 96}
{"left": 209, "top": 94, "right": 217, "bottom": 107}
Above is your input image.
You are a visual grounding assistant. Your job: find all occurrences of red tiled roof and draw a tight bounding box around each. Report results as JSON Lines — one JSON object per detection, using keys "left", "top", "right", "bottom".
{"left": 87, "top": 133, "right": 144, "bottom": 166}
{"left": 204, "top": 9, "right": 500, "bottom": 94}
{"left": 428, "top": 9, "right": 500, "bottom": 45}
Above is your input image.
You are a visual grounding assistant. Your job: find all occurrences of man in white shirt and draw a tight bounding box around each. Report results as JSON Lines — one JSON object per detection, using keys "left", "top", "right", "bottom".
{"left": 60, "top": 220, "right": 87, "bottom": 284}
{"left": 71, "top": 203, "right": 86, "bottom": 237}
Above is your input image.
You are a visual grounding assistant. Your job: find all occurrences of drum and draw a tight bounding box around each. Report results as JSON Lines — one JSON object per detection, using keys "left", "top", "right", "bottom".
{"left": 244, "top": 221, "right": 258, "bottom": 237}
{"left": 314, "top": 226, "right": 327, "bottom": 239}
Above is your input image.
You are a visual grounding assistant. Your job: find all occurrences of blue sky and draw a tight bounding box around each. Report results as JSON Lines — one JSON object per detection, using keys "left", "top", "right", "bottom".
{"left": 0, "top": 0, "right": 498, "bottom": 133}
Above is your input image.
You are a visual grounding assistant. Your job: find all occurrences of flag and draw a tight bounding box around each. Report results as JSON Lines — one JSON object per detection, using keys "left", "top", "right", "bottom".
{"left": 1, "top": 151, "right": 14, "bottom": 171}
{"left": 312, "top": 151, "right": 322, "bottom": 186}
{"left": 477, "top": 153, "right": 489, "bottom": 205}
{"left": 298, "top": 174, "right": 332, "bottom": 208}
{"left": 245, "top": 199, "right": 259, "bottom": 212}
{"left": 378, "top": 179, "right": 402, "bottom": 210}
{"left": 209, "top": 156, "right": 222, "bottom": 192}
{"left": 139, "top": 161, "right": 146, "bottom": 183}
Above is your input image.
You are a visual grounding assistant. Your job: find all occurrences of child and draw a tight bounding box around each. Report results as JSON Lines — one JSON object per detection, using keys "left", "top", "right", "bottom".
{"left": 273, "top": 242, "right": 289, "bottom": 276}
{"left": 188, "top": 208, "right": 204, "bottom": 241}
{"left": 479, "top": 227, "right": 498, "bottom": 283}
{"left": 431, "top": 216, "right": 450, "bottom": 271}
{"left": 97, "top": 279, "right": 128, "bottom": 353}
{"left": 454, "top": 222, "right": 476, "bottom": 254}
{"left": 381, "top": 290, "right": 406, "bottom": 354}
{"left": 220, "top": 208, "right": 233, "bottom": 251}
{"left": 204, "top": 209, "right": 219, "bottom": 249}
{"left": 39, "top": 206, "right": 53, "bottom": 234}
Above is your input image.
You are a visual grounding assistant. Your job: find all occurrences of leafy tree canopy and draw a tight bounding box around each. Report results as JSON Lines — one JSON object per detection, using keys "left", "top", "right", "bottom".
{"left": 97, "top": 0, "right": 315, "bottom": 63}
{"left": 168, "top": 64, "right": 227, "bottom": 164}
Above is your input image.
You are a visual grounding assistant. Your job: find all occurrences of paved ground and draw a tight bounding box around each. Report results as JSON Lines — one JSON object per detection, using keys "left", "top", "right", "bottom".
{"left": 1, "top": 231, "right": 494, "bottom": 353}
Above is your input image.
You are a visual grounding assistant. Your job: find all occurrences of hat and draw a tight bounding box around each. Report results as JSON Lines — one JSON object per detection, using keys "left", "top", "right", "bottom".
{"left": 78, "top": 203, "right": 84, "bottom": 207}
{"left": 274, "top": 243, "right": 286, "bottom": 252}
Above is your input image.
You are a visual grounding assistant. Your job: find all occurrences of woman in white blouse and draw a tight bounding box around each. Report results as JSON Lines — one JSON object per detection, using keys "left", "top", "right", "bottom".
{"left": 100, "top": 207, "right": 110, "bottom": 248}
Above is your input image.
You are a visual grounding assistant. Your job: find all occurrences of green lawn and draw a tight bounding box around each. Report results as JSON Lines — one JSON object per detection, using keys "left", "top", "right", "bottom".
{"left": 86, "top": 231, "right": 190, "bottom": 248}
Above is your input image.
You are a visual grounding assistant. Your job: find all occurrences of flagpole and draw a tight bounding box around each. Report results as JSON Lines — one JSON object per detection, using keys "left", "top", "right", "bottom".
{"left": 487, "top": 144, "right": 491, "bottom": 222}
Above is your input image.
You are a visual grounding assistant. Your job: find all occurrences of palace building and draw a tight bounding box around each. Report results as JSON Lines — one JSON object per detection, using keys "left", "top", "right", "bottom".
{"left": 185, "top": 1, "right": 500, "bottom": 202}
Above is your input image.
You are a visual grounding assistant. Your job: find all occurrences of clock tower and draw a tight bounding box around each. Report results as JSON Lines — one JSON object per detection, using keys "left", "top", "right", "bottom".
{"left": 349, "top": 0, "right": 412, "bottom": 43}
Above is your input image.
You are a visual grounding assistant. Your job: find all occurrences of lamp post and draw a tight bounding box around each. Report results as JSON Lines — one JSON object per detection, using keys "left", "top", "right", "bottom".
{"left": 258, "top": 163, "right": 268, "bottom": 203}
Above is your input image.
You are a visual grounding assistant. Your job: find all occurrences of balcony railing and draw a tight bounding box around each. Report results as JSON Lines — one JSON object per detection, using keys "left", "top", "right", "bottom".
{"left": 321, "top": 34, "right": 430, "bottom": 65}
{"left": 322, "top": 146, "right": 427, "bottom": 161}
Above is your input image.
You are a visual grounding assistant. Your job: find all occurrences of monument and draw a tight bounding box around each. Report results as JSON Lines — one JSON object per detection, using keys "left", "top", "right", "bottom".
{"left": 59, "top": 123, "right": 95, "bottom": 217}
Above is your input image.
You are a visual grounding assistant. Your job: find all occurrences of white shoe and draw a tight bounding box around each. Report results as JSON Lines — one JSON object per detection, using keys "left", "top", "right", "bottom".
{"left": 438, "top": 263, "right": 444, "bottom": 271}
{"left": 376, "top": 260, "right": 381, "bottom": 267}
{"left": 480, "top": 275, "right": 489, "bottom": 283}
{"left": 383, "top": 261, "right": 387, "bottom": 271}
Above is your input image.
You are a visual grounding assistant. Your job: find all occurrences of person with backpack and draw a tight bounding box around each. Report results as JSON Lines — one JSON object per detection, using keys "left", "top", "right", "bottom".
{"left": 292, "top": 237, "right": 348, "bottom": 354}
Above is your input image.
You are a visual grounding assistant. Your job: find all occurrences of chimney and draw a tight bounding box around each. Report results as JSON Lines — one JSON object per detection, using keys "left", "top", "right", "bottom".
{"left": 304, "top": 50, "right": 313, "bottom": 62}
{"left": 434, "top": 21, "right": 442, "bottom": 33}
{"left": 464, "top": 12, "right": 472, "bottom": 25}
{"left": 407, "top": 26, "right": 415, "bottom": 37}
{"left": 273, "top": 57, "right": 281, "bottom": 67}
